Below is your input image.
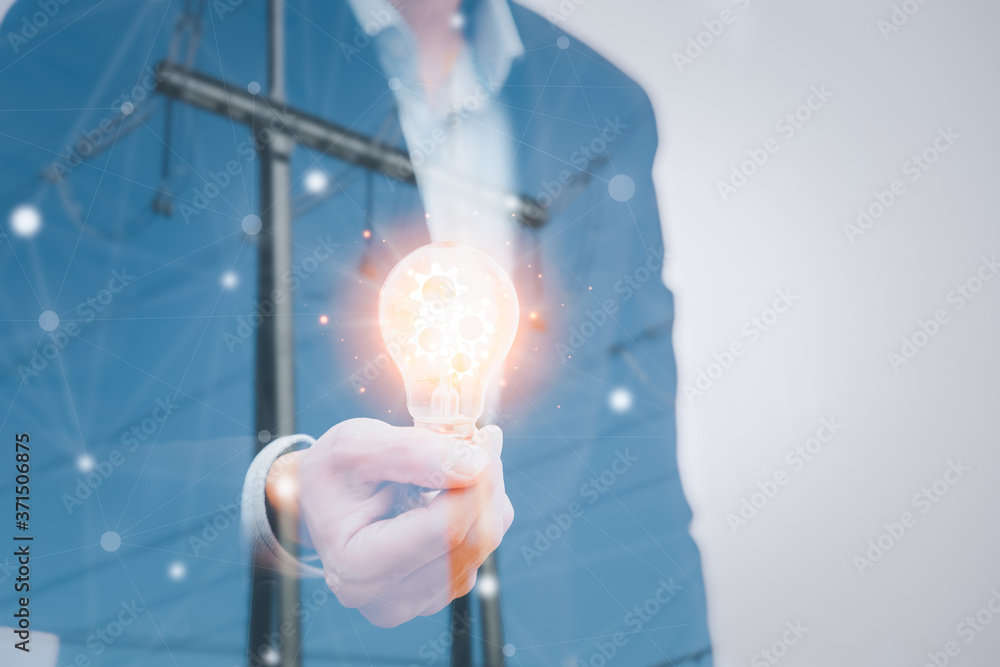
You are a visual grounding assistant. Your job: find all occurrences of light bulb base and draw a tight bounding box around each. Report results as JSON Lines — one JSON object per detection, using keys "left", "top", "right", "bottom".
{"left": 414, "top": 419, "right": 477, "bottom": 441}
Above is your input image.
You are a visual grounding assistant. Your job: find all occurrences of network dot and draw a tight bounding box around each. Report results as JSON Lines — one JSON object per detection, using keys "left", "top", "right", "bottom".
{"left": 242, "top": 214, "right": 262, "bottom": 235}
{"left": 247, "top": 81, "right": 261, "bottom": 95}
{"left": 609, "top": 174, "right": 635, "bottom": 202}
{"left": 388, "top": 77, "right": 402, "bottom": 91}
{"left": 304, "top": 169, "right": 329, "bottom": 194}
{"left": 168, "top": 561, "right": 187, "bottom": 581}
{"left": 258, "top": 430, "right": 272, "bottom": 444}
{"left": 38, "top": 310, "right": 59, "bottom": 332}
{"left": 9, "top": 204, "right": 42, "bottom": 237}
{"left": 261, "top": 647, "right": 280, "bottom": 666}
{"left": 557, "top": 36, "right": 570, "bottom": 49}
{"left": 101, "top": 531, "right": 121, "bottom": 552}
{"left": 609, "top": 387, "right": 633, "bottom": 413}
{"left": 503, "top": 644, "right": 516, "bottom": 657}
{"left": 120, "top": 101, "right": 134, "bottom": 115}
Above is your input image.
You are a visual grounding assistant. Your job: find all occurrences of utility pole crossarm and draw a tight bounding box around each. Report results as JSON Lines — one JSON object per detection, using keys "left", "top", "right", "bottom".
{"left": 154, "top": 61, "right": 548, "bottom": 228}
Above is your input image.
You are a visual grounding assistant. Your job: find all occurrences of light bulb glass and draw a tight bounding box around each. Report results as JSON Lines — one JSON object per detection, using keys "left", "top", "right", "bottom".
{"left": 378, "top": 242, "right": 519, "bottom": 438}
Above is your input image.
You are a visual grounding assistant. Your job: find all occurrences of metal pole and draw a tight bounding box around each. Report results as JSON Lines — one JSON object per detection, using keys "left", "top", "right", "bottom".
{"left": 479, "top": 554, "right": 506, "bottom": 667}
{"left": 249, "top": 1, "right": 300, "bottom": 666}
{"left": 450, "top": 595, "right": 473, "bottom": 667}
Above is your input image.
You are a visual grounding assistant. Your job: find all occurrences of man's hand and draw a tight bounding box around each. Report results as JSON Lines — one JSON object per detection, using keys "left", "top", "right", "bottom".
{"left": 269, "top": 418, "right": 513, "bottom": 628}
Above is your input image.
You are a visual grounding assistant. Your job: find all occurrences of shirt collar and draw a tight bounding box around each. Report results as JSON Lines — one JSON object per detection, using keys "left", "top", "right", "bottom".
{"left": 346, "top": 0, "right": 523, "bottom": 93}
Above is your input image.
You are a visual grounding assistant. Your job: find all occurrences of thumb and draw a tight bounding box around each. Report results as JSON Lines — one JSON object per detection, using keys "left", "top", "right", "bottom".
{"left": 473, "top": 424, "right": 504, "bottom": 458}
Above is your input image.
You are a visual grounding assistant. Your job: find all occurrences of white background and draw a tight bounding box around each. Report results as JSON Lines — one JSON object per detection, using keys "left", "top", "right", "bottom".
{"left": 518, "top": 0, "right": 1000, "bottom": 665}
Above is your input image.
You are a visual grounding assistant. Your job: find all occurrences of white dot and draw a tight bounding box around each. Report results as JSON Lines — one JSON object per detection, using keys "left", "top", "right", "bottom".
{"left": 38, "top": 310, "right": 59, "bottom": 331}
{"left": 77, "top": 455, "right": 95, "bottom": 472}
{"left": 221, "top": 271, "right": 239, "bottom": 290}
{"left": 9, "top": 204, "right": 42, "bottom": 237}
{"left": 557, "top": 36, "right": 570, "bottom": 49}
{"left": 478, "top": 573, "right": 498, "bottom": 598}
{"left": 261, "top": 647, "right": 281, "bottom": 666}
{"left": 258, "top": 430, "right": 271, "bottom": 444}
{"left": 101, "top": 531, "right": 122, "bottom": 552}
{"left": 608, "top": 174, "right": 635, "bottom": 202}
{"left": 503, "top": 644, "right": 516, "bottom": 657}
{"left": 242, "top": 214, "right": 262, "bottom": 235}
{"left": 449, "top": 12, "right": 465, "bottom": 30}
{"left": 609, "top": 388, "right": 633, "bottom": 413}
{"left": 304, "top": 169, "right": 329, "bottom": 194}
{"left": 388, "top": 77, "right": 402, "bottom": 91}
{"left": 120, "top": 101, "right": 134, "bottom": 115}
{"left": 168, "top": 561, "right": 187, "bottom": 581}
{"left": 247, "top": 81, "right": 261, "bottom": 95}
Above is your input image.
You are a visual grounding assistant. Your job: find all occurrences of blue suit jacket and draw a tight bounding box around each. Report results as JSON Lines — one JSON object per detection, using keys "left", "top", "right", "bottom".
{"left": 0, "top": 1, "right": 711, "bottom": 665}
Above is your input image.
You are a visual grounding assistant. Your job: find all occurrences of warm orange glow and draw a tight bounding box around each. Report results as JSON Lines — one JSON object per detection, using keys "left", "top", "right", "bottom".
{"left": 378, "top": 243, "right": 519, "bottom": 428}
{"left": 363, "top": 229, "right": 372, "bottom": 239}
{"left": 319, "top": 314, "right": 329, "bottom": 325}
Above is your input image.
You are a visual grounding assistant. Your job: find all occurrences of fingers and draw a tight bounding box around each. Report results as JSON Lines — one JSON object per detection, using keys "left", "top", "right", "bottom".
{"left": 360, "top": 492, "right": 513, "bottom": 627}
{"left": 419, "top": 569, "right": 478, "bottom": 618}
{"left": 354, "top": 491, "right": 512, "bottom": 628}
{"left": 332, "top": 454, "right": 512, "bottom": 614}
{"left": 343, "top": 478, "right": 495, "bottom": 589}
{"left": 373, "top": 427, "right": 503, "bottom": 561}
{"left": 356, "top": 562, "right": 479, "bottom": 628}
{"left": 316, "top": 418, "right": 494, "bottom": 489}
{"left": 299, "top": 421, "right": 501, "bottom": 556}
{"left": 303, "top": 420, "right": 511, "bottom": 625}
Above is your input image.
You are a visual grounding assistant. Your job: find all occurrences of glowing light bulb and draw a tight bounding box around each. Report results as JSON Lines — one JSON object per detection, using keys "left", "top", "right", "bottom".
{"left": 378, "top": 243, "right": 519, "bottom": 439}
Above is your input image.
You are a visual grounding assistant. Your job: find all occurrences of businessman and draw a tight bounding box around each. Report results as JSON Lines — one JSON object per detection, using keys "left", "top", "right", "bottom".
{"left": 243, "top": 0, "right": 714, "bottom": 663}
